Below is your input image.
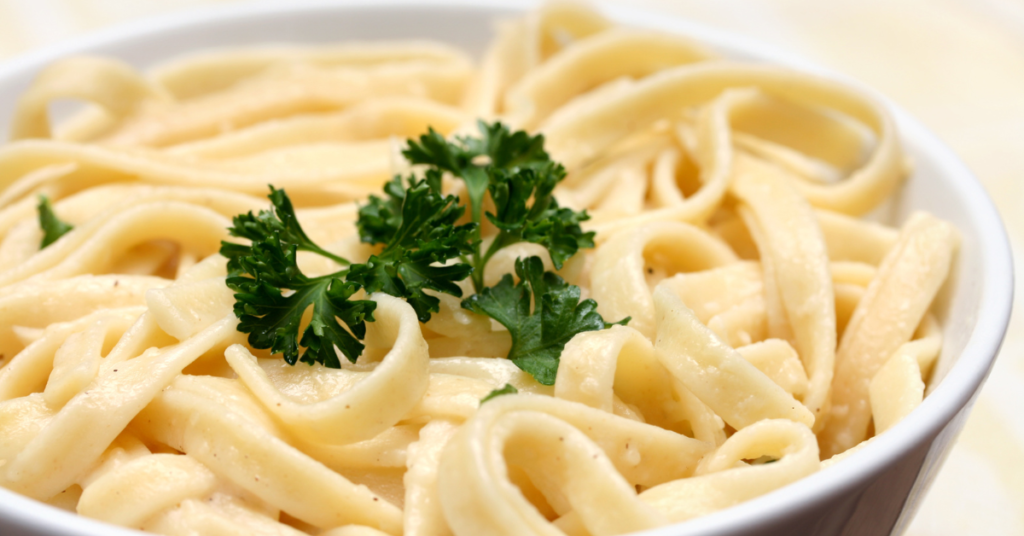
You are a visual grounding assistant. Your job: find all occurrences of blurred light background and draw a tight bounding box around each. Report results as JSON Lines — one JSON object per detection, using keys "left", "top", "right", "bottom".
{"left": 1, "top": 0, "right": 1021, "bottom": 534}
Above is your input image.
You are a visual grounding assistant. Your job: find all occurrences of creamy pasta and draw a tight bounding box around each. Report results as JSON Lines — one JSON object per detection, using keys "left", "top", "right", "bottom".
{"left": 0, "top": 3, "right": 957, "bottom": 536}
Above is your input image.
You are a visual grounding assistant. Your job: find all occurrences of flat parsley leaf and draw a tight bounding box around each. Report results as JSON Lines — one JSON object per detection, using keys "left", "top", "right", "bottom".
{"left": 37, "top": 195, "right": 73, "bottom": 249}
{"left": 461, "top": 256, "right": 628, "bottom": 385}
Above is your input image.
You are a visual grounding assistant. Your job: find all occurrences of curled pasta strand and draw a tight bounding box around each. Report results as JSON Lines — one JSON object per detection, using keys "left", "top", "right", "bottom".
{"left": 657, "top": 261, "right": 767, "bottom": 348}
{"left": 100, "top": 61, "right": 472, "bottom": 148}
{"left": 403, "top": 420, "right": 459, "bottom": 536}
{"left": 582, "top": 86, "right": 743, "bottom": 235}
{"left": 143, "top": 493, "right": 308, "bottom": 536}
{"left": 77, "top": 453, "right": 219, "bottom": 528}
{"left": 41, "top": 309, "right": 143, "bottom": 409}
{"left": 151, "top": 41, "right": 474, "bottom": 100}
{"left": 398, "top": 358, "right": 552, "bottom": 423}
{"left": 652, "top": 285, "right": 814, "bottom": 429}
{"left": 863, "top": 314, "right": 941, "bottom": 439}
{"left": 732, "top": 153, "right": 836, "bottom": 429}
{"left": 464, "top": 2, "right": 610, "bottom": 119}
{"left": 134, "top": 375, "right": 404, "bottom": 533}
{"left": 439, "top": 398, "right": 674, "bottom": 536}
{"left": 647, "top": 147, "right": 687, "bottom": 208}
{"left": 0, "top": 141, "right": 385, "bottom": 205}
{"left": 816, "top": 208, "right": 898, "bottom": 265}
{"left": 542, "top": 62, "right": 904, "bottom": 215}
{"left": 0, "top": 186, "right": 262, "bottom": 266}
{"left": 0, "top": 394, "right": 56, "bottom": 467}
{"left": 0, "top": 275, "right": 167, "bottom": 360}
{"left": 554, "top": 418, "right": 819, "bottom": 534}
{"left": 0, "top": 314, "right": 239, "bottom": 500}
{"left": 321, "top": 526, "right": 395, "bottom": 536}
{"left": 641, "top": 419, "right": 819, "bottom": 522}
{"left": 166, "top": 97, "right": 467, "bottom": 160}
{"left": 724, "top": 90, "right": 871, "bottom": 176}
{"left": 463, "top": 19, "right": 529, "bottom": 118}
{"left": 0, "top": 201, "right": 230, "bottom": 287}
{"left": 0, "top": 307, "right": 143, "bottom": 402}
{"left": 11, "top": 56, "right": 168, "bottom": 140}
{"left": 590, "top": 221, "right": 738, "bottom": 338}
{"left": 441, "top": 394, "right": 709, "bottom": 496}
{"left": 820, "top": 212, "right": 957, "bottom": 458}
{"left": 299, "top": 424, "right": 421, "bottom": 472}
{"left": 556, "top": 325, "right": 705, "bottom": 435}
{"left": 226, "top": 293, "right": 429, "bottom": 445}
{"left": 0, "top": 162, "right": 75, "bottom": 214}
{"left": 736, "top": 339, "right": 810, "bottom": 399}
{"left": 525, "top": 1, "right": 612, "bottom": 67}
{"left": 504, "top": 28, "right": 714, "bottom": 130}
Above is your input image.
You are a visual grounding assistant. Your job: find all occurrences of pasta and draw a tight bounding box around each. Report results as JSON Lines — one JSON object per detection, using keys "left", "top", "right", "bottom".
{"left": 0, "top": 2, "right": 959, "bottom": 536}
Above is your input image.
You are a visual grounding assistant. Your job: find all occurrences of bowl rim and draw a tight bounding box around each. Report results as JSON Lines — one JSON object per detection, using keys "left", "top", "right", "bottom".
{"left": 0, "top": 1, "right": 1013, "bottom": 535}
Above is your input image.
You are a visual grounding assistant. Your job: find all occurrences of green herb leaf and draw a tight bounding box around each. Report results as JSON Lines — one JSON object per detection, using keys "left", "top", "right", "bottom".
{"left": 461, "top": 256, "right": 628, "bottom": 385}
{"left": 480, "top": 383, "right": 519, "bottom": 404}
{"left": 37, "top": 195, "right": 73, "bottom": 249}
{"left": 403, "top": 127, "right": 486, "bottom": 223}
{"left": 221, "top": 188, "right": 373, "bottom": 366}
{"left": 486, "top": 162, "right": 594, "bottom": 269}
{"left": 228, "top": 185, "right": 349, "bottom": 267}
{"left": 403, "top": 121, "right": 551, "bottom": 228}
{"left": 350, "top": 173, "right": 477, "bottom": 322}
{"left": 404, "top": 121, "right": 594, "bottom": 291}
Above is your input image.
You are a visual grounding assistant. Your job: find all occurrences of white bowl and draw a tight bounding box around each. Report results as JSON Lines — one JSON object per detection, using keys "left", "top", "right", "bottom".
{"left": 0, "top": 1, "right": 1013, "bottom": 535}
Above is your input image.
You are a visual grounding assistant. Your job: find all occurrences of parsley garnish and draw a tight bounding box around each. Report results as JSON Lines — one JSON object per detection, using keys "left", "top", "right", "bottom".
{"left": 222, "top": 187, "right": 374, "bottom": 367}
{"left": 37, "top": 195, "right": 73, "bottom": 248}
{"left": 462, "top": 256, "right": 628, "bottom": 385}
{"left": 221, "top": 122, "right": 624, "bottom": 383}
{"left": 480, "top": 383, "right": 518, "bottom": 404}
{"left": 403, "top": 121, "right": 594, "bottom": 291}
{"left": 350, "top": 171, "right": 477, "bottom": 322}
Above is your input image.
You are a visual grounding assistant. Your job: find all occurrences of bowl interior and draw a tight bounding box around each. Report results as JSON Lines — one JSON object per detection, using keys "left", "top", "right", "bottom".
{"left": 0, "top": 2, "right": 1012, "bottom": 536}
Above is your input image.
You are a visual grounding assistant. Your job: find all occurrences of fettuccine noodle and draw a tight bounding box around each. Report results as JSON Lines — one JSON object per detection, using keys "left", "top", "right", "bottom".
{"left": 0, "top": 3, "right": 958, "bottom": 535}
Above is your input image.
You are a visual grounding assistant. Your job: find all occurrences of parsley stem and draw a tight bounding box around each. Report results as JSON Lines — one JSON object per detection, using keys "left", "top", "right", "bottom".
{"left": 304, "top": 245, "right": 350, "bottom": 266}
{"left": 471, "top": 230, "right": 518, "bottom": 293}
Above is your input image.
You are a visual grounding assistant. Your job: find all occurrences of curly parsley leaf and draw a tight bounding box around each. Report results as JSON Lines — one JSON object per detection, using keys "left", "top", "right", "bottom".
{"left": 403, "top": 127, "right": 487, "bottom": 224}
{"left": 221, "top": 188, "right": 373, "bottom": 367}
{"left": 227, "top": 185, "right": 349, "bottom": 268}
{"left": 480, "top": 383, "right": 519, "bottom": 404}
{"left": 350, "top": 172, "right": 477, "bottom": 322}
{"left": 404, "top": 121, "right": 594, "bottom": 290}
{"left": 404, "top": 121, "right": 550, "bottom": 224}
{"left": 485, "top": 162, "right": 595, "bottom": 270}
{"left": 356, "top": 174, "right": 408, "bottom": 246}
{"left": 461, "top": 256, "right": 628, "bottom": 385}
{"left": 37, "top": 195, "right": 73, "bottom": 249}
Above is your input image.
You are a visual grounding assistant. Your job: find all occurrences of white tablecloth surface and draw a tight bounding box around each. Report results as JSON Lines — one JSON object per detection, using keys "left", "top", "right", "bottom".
{"left": 2, "top": 1, "right": 1022, "bottom": 534}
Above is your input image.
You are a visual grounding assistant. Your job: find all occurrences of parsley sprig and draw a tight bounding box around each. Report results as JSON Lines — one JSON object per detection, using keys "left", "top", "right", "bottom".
{"left": 349, "top": 171, "right": 477, "bottom": 322}
{"left": 404, "top": 122, "right": 594, "bottom": 292}
{"left": 222, "top": 188, "right": 373, "bottom": 367}
{"left": 463, "top": 257, "right": 628, "bottom": 385}
{"left": 221, "top": 121, "right": 625, "bottom": 384}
